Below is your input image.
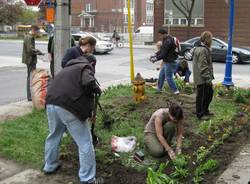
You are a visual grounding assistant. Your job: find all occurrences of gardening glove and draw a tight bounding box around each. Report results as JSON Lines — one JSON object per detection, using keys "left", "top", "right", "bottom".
{"left": 176, "top": 147, "right": 182, "bottom": 155}
{"left": 149, "top": 55, "right": 157, "bottom": 63}
{"left": 167, "top": 148, "right": 176, "bottom": 160}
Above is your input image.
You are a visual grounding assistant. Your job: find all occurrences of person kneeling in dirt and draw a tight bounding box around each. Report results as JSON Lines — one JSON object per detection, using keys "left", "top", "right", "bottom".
{"left": 43, "top": 55, "right": 104, "bottom": 184}
{"left": 144, "top": 103, "right": 184, "bottom": 160}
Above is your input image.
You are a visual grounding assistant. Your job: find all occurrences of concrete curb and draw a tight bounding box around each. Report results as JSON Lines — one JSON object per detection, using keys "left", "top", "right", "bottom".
{"left": 216, "top": 144, "right": 250, "bottom": 184}
{"left": 0, "top": 101, "right": 33, "bottom": 122}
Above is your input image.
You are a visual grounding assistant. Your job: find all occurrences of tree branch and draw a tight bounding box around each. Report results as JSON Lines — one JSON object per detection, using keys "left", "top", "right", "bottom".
{"left": 171, "top": 0, "right": 188, "bottom": 19}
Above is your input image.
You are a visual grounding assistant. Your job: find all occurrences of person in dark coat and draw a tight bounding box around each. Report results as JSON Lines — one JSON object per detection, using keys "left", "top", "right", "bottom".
{"left": 22, "top": 25, "right": 44, "bottom": 101}
{"left": 61, "top": 36, "right": 96, "bottom": 68}
{"left": 150, "top": 28, "right": 179, "bottom": 94}
{"left": 175, "top": 59, "right": 191, "bottom": 83}
{"left": 192, "top": 31, "right": 214, "bottom": 120}
{"left": 43, "top": 55, "right": 104, "bottom": 184}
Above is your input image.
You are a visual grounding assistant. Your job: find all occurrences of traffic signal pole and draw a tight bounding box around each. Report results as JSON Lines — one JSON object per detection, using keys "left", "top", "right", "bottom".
{"left": 54, "top": 0, "right": 71, "bottom": 75}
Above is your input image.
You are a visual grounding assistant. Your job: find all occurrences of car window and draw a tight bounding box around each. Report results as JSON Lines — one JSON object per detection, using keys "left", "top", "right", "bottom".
{"left": 72, "top": 35, "right": 81, "bottom": 41}
{"left": 135, "top": 29, "right": 140, "bottom": 33}
{"left": 212, "top": 40, "right": 223, "bottom": 48}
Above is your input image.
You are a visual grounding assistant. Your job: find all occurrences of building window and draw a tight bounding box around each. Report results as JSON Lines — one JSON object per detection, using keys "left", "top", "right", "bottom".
{"left": 164, "top": 0, "right": 204, "bottom": 27}
{"left": 124, "top": 14, "right": 134, "bottom": 24}
{"left": 85, "top": 3, "right": 92, "bottom": 12}
{"left": 146, "top": 3, "right": 153, "bottom": 11}
{"left": 173, "top": 18, "right": 179, "bottom": 25}
{"left": 191, "top": 18, "right": 195, "bottom": 25}
{"left": 124, "top": 0, "right": 134, "bottom": 9}
{"left": 146, "top": 16, "right": 153, "bottom": 24}
{"left": 180, "top": 19, "right": 187, "bottom": 25}
{"left": 164, "top": 18, "right": 172, "bottom": 25}
{"left": 196, "top": 18, "right": 204, "bottom": 25}
{"left": 124, "top": 14, "right": 128, "bottom": 23}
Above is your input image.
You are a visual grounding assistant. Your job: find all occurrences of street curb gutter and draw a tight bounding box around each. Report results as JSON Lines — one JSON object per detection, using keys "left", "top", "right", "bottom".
{"left": 0, "top": 101, "right": 32, "bottom": 123}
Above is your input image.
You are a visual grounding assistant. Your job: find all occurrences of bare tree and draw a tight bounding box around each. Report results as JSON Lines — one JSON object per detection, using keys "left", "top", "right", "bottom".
{"left": 171, "top": 0, "right": 195, "bottom": 39}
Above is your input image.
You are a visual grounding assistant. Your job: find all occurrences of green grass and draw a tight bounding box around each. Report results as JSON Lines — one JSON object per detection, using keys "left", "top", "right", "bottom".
{"left": 0, "top": 110, "right": 72, "bottom": 167}
{"left": 197, "top": 98, "right": 237, "bottom": 135}
{"left": 0, "top": 110, "right": 47, "bottom": 167}
{"left": 0, "top": 84, "right": 246, "bottom": 175}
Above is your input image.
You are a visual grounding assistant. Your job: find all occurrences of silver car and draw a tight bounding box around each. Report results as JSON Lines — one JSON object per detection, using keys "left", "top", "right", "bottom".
{"left": 72, "top": 32, "right": 114, "bottom": 54}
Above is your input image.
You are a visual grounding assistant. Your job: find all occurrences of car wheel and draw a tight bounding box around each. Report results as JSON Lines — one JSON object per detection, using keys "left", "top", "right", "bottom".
{"left": 232, "top": 52, "right": 240, "bottom": 64}
{"left": 183, "top": 50, "right": 192, "bottom": 61}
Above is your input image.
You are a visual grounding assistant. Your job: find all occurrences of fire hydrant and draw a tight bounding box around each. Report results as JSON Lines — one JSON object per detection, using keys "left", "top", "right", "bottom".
{"left": 132, "top": 73, "right": 145, "bottom": 102}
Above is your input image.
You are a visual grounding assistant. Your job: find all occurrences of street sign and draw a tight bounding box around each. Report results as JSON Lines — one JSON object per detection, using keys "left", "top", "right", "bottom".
{"left": 46, "top": 8, "right": 55, "bottom": 23}
{"left": 24, "top": 0, "right": 41, "bottom": 6}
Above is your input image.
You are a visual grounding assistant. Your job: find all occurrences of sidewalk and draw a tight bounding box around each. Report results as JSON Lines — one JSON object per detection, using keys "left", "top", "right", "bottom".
{"left": 216, "top": 144, "right": 250, "bottom": 184}
{"left": 0, "top": 39, "right": 155, "bottom": 49}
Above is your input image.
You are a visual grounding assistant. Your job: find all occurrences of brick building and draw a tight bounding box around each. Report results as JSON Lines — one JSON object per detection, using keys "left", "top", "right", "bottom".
{"left": 154, "top": 0, "right": 250, "bottom": 46}
{"left": 71, "top": 0, "right": 154, "bottom": 33}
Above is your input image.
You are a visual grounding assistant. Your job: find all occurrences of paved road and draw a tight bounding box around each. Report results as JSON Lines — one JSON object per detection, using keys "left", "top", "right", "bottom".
{"left": 0, "top": 40, "right": 249, "bottom": 105}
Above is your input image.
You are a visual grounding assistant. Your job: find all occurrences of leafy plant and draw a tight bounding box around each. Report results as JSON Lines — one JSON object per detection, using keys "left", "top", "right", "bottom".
{"left": 171, "top": 155, "right": 189, "bottom": 179}
{"left": 175, "top": 78, "right": 185, "bottom": 91}
{"left": 193, "top": 159, "right": 218, "bottom": 184}
{"left": 147, "top": 162, "right": 179, "bottom": 184}
{"left": 183, "top": 84, "right": 193, "bottom": 95}
{"left": 194, "top": 159, "right": 218, "bottom": 176}
{"left": 194, "top": 146, "right": 209, "bottom": 163}
{"left": 233, "top": 88, "right": 247, "bottom": 103}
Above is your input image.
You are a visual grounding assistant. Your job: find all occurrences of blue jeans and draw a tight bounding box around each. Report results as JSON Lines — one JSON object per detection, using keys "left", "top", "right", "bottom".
{"left": 157, "top": 61, "right": 178, "bottom": 92}
{"left": 44, "top": 105, "right": 96, "bottom": 183}
{"left": 184, "top": 69, "right": 191, "bottom": 82}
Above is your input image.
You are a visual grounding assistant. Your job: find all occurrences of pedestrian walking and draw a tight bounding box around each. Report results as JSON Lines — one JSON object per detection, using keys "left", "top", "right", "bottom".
{"left": 192, "top": 31, "right": 214, "bottom": 120}
{"left": 43, "top": 55, "right": 104, "bottom": 184}
{"left": 153, "top": 41, "right": 165, "bottom": 92}
{"left": 48, "top": 34, "right": 76, "bottom": 77}
{"left": 111, "top": 30, "right": 120, "bottom": 47}
{"left": 22, "top": 25, "right": 44, "bottom": 101}
{"left": 150, "top": 28, "right": 180, "bottom": 94}
{"left": 61, "top": 36, "right": 96, "bottom": 68}
{"left": 144, "top": 103, "right": 184, "bottom": 160}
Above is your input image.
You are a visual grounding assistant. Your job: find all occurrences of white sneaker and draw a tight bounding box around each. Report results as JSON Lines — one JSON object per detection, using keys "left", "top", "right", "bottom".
{"left": 174, "top": 90, "right": 180, "bottom": 95}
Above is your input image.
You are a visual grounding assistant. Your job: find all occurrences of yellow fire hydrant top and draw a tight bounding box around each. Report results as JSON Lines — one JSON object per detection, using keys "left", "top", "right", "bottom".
{"left": 132, "top": 73, "right": 146, "bottom": 102}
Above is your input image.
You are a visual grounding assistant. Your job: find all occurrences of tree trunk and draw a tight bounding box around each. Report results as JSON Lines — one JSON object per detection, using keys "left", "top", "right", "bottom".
{"left": 187, "top": 19, "right": 191, "bottom": 40}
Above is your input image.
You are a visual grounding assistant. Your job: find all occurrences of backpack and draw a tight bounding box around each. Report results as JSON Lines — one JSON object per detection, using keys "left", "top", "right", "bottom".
{"left": 173, "top": 37, "right": 181, "bottom": 55}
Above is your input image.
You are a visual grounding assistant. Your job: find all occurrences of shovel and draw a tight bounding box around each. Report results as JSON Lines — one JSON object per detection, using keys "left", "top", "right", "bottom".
{"left": 97, "top": 100, "right": 114, "bottom": 130}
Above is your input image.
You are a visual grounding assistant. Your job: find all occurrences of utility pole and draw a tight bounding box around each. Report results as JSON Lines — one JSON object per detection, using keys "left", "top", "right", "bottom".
{"left": 54, "top": 0, "right": 70, "bottom": 75}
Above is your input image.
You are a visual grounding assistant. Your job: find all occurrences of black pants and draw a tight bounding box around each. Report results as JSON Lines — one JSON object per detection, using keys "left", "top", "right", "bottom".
{"left": 196, "top": 83, "right": 213, "bottom": 118}
{"left": 50, "top": 59, "right": 54, "bottom": 78}
{"left": 26, "top": 64, "right": 36, "bottom": 101}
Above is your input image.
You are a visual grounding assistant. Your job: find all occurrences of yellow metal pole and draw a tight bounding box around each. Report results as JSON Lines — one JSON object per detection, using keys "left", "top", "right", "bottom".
{"left": 127, "top": 0, "right": 135, "bottom": 81}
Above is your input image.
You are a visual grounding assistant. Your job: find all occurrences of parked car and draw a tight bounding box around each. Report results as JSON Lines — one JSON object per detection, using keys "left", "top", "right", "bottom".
{"left": 72, "top": 32, "right": 113, "bottom": 54}
{"left": 180, "top": 37, "right": 250, "bottom": 64}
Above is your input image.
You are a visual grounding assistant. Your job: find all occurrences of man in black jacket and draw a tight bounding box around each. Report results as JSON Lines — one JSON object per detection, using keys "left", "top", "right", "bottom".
{"left": 43, "top": 55, "right": 103, "bottom": 184}
{"left": 150, "top": 28, "right": 179, "bottom": 94}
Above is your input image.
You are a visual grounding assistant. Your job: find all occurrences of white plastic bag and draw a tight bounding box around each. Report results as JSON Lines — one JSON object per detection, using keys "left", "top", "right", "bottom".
{"left": 111, "top": 135, "right": 137, "bottom": 153}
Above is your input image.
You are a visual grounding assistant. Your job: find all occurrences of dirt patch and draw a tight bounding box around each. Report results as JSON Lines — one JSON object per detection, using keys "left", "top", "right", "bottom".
{"left": 203, "top": 122, "right": 250, "bottom": 184}
{"left": 34, "top": 90, "right": 250, "bottom": 184}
